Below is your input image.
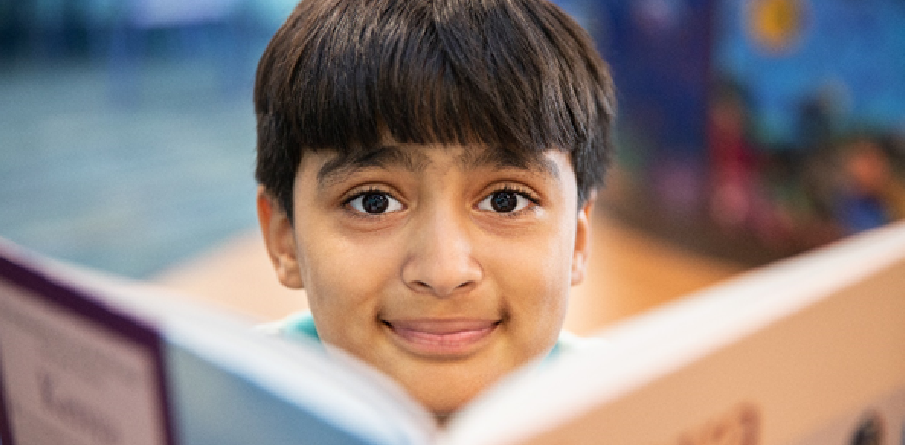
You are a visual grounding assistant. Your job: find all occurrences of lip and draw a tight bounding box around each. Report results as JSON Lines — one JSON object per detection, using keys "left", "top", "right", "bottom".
{"left": 382, "top": 318, "right": 500, "bottom": 358}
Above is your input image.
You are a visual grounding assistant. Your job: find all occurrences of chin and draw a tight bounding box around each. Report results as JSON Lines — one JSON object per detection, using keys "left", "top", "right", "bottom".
{"left": 420, "top": 390, "right": 480, "bottom": 422}
{"left": 403, "top": 364, "right": 509, "bottom": 419}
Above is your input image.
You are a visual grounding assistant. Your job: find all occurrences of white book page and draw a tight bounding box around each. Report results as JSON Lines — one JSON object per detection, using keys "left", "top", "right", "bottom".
{"left": 0, "top": 280, "right": 168, "bottom": 445}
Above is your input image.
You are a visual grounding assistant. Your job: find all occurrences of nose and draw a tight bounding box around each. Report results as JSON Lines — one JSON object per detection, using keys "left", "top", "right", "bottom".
{"left": 402, "top": 208, "right": 482, "bottom": 297}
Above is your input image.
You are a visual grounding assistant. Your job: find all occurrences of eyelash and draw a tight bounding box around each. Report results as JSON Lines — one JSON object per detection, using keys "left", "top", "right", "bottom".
{"left": 492, "top": 185, "right": 538, "bottom": 201}
{"left": 344, "top": 185, "right": 391, "bottom": 200}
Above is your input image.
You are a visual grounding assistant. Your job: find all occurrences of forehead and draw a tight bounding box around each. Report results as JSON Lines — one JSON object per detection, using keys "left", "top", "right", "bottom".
{"left": 311, "top": 144, "right": 567, "bottom": 188}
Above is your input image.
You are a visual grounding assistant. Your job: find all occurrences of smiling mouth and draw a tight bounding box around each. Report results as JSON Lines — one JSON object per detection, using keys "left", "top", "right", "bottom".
{"left": 382, "top": 319, "right": 501, "bottom": 358}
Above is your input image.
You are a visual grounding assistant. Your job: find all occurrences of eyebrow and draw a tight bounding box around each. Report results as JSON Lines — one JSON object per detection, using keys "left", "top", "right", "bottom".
{"left": 459, "top": 146, "right": 560, "bottom": 180}
{"left": 316, "top": 144, "right": 560, "bottom": 189}
{"left": 317, "top": 145, "right": 428, "bottom": 188}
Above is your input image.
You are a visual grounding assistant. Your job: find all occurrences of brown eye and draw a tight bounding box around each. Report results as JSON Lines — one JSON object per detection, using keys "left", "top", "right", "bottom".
{"left": 478, "top": 189, "right": 535, "bottom": 213}
{"left": 362, "top": 193, "right": 389, "bottom": 213}
{"left": 348, "top": 192, "right": 403, "bottom": 214}
{"left": 490, "top": 191, "right": 518, "bottom": 213}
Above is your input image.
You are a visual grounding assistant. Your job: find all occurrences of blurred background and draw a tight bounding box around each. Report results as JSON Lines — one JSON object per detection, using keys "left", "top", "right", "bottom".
{"left": 585, "top": 0, "right": 905, "bottom": 265}
{"left": 2, "top": 0, "right": 904, "bottom": 332}
{"left": 1, "top": 0, "right": 298, "bottom": 277}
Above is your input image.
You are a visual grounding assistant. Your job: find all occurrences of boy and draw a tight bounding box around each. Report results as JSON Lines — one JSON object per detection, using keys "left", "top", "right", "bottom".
{"left": 254, "top": 0, "right": 616, "bottom": 421}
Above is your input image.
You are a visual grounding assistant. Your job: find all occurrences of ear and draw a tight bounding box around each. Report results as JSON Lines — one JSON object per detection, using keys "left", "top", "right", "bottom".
{"left": 257, "top": 186, "right": 305, "bottom": 289}
{"left": 571, "top": 190, "right": 596, "bottom": 286}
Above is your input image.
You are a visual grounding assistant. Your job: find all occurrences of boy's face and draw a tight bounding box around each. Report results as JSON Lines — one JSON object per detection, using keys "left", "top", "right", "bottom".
{"left": 258, "top": 143, "right": 593, "bottom": 417}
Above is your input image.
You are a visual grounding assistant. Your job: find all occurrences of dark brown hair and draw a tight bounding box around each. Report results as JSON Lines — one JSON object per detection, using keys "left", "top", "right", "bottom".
{"left": 254, "top": 0, "right": 616, "bottom": 218}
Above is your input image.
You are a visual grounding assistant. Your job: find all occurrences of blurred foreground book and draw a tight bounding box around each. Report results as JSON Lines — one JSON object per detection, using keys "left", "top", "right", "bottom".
{"left": 1, "top": 222, "right": 904, "bottom": 445}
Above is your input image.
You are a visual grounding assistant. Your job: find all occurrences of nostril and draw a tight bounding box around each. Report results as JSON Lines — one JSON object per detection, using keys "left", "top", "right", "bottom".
{"left": 408, "top": 279, "right": 473, "bottom": 294}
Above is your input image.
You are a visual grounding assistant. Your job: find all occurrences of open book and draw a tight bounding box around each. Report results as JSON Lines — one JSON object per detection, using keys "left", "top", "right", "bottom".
{"left": 2, "top": 222, "right": 904, "bottom": 445}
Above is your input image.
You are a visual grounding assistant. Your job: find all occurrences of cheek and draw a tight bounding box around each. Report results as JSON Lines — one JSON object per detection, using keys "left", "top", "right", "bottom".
{"left": 533, "top": 220, "right": 577, "bottom": 313}
{"left": 299, "top": 230, "right": 402, "bottom": 314}
{"left": 533, "top": 215, "right": 578, "bottom": 286}
{"left": 300, "top": 234, "right": 402, "bottom": 350}
{"left": 494, "top": 252, "right": 570, "bottom": 359}
{"left": 489, "top": 223, "right": 575, "bottom": 317}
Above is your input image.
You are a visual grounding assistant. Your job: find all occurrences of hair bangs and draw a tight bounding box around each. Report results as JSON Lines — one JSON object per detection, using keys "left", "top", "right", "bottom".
{"left": 255, "top": 0, "right": 616, "bottom": 216}
{"left": 266, "top": 0, "right": 609, "bottom": 152}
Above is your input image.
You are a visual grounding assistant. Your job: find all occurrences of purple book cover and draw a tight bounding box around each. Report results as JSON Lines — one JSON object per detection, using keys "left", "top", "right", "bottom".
{"left": 0, "top": 244, "right": 175, "bottom": 445}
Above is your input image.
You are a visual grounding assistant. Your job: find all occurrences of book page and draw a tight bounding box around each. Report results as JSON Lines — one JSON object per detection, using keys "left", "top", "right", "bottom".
{"left": 0, "top": 278, "right": 170, "bottom": 445}
{"left": 792, "top": 386, "right": 905, "bottom": 445}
